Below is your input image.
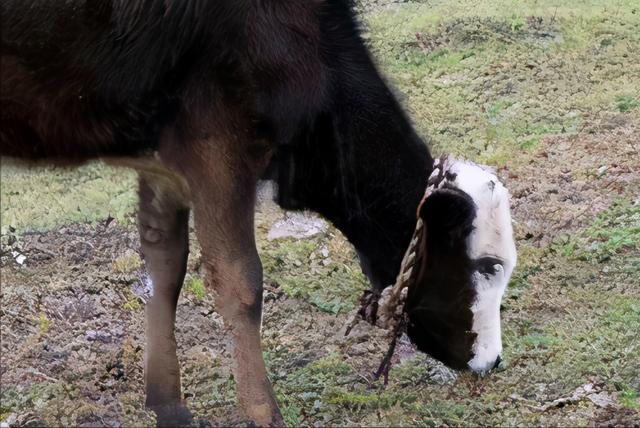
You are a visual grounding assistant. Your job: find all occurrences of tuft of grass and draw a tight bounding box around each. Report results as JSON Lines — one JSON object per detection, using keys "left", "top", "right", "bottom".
{"left": 518, "top": 137, "right": 541, "bottom": 151}
{"left": 122, "top": 290, "right": 142, "bottom": 312}
{"left": 616, "top": 95, "right": 640, "bottom": 113}
{"left": 326, "top": 389, "right": 412, "bottom": 411}
{"left": 112, "top": 252, "right": 142, "bottom": 273}
{"left": 184, "top": 275, "right": 206, "bottom": 301}
{"left": 123, "top": 299, "right": 141, "bottom": 311}
{"left": 521, "top": 332, "right": 559, "bottom": 349}
{"left": 38, "top": 312, "right": 51, "bottom": 335}
{"left": 509, "top": 15, "right": 525, "bottom": 32}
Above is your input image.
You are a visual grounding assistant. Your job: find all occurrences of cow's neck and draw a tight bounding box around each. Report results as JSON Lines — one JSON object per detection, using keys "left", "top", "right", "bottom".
{"left": 267, "top": 1, "right": 434, "bottom": 290}
{"left": 275, "top": 89, "right": 433, "bottom": 291}
{"left": 332, "top": 110, "right": 432, "bottom": 292}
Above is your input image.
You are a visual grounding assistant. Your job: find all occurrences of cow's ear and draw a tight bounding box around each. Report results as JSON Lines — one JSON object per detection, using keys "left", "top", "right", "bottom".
{"left": 418, "top": 188, "right": 476, "bottom": 241}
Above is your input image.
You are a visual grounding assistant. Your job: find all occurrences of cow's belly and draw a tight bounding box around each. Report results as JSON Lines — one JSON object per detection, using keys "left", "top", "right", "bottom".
{"left": 0, "top": 56, "right": 163, "bottom": 162}
{"left": 0, "top": 110, "right": 157, "bottom": 162}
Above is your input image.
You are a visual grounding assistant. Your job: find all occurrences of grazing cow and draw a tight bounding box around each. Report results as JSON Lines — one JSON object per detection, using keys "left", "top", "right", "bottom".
{"left": 1, "top": 0, "right": 516, "bottom": 426}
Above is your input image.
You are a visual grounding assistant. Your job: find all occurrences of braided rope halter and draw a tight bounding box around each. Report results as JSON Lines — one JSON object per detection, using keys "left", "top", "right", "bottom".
{"left": 345, "top": 155, "right": 450, "bottom": 383}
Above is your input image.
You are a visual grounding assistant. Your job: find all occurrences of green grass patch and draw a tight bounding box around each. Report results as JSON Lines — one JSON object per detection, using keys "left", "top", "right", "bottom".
{"left": 1, "top": 161, "right": 137, "bottom": 233}
{"left": 502, "top": 288, "right": 640, "bottom": 401}
{"left": 412, "top": 400, "right": 467, "bottom": 426}
{"left": 616, "top": 95, "right": 640, "bottom": 113}
{"left": 269, "top": 353, "right": 359, "bottom": 426}
{"left": 551, "top": 199, "right": 640, "bottom": 262}
{"left": 326, "top": 389, "right": 413, "bottom": 411}
{"left": 619, "top": 385, "right": 640, "bottom": 410}
{"left": 260, "top": 237, "right": 367, "bottom": 314}
{"left": 184, "top": 275, "right": 206, "bottom": 301}
{"left": 0, "top": 383, "right": 56, "bottom": 423}
{"left": 112, "top": 252, "right": 143, "bottom": 274}
{"left": 365, "top": 0, "right": 640, "bottom": 166}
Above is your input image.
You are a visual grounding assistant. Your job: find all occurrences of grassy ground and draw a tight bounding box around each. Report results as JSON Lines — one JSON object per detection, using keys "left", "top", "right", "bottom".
{"left": 1, "top": 0, "right": 639, "bottom": 426}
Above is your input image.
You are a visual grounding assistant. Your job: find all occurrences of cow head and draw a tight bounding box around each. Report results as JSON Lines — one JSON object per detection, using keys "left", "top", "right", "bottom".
{"left": 404, "top": 158, "right": 517, "bottom": 373}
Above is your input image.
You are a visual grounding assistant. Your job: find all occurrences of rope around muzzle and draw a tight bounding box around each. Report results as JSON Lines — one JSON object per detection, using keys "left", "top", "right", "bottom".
{"left": 344, "top": 156, "right": 449, "bottom": 384}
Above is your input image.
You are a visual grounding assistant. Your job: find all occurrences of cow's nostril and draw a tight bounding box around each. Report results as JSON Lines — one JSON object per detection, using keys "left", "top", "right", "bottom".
{"left": 493, "top": 355, "right": 502, "bottom": 369}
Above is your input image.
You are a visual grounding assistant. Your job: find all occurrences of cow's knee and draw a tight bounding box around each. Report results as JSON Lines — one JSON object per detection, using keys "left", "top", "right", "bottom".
{"left": 206, "top": 252, "right": 264, "bottom": 323}
{"left": 138, "top": 215, "right": 166, "bottom": 245}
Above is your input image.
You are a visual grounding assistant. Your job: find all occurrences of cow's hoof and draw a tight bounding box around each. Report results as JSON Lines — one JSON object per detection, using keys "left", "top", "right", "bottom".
{"left": 152, "top": 403, "right": 194, "bottom": 428}
{"left": 269, "top": 414, "right": 285, "bottom": 428}
{"left": 245, "top": 404, "right": 284, "bottom": 428}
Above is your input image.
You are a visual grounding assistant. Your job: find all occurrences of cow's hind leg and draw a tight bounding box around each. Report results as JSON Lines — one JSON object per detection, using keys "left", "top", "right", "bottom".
{"left": 137, "top": 172, "right": 192, "bottom": 426}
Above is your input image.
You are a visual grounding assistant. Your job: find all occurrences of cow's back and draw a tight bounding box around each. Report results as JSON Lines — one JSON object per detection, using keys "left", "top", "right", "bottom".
{"left": 0, "top": 0, "right": 244, "bottom": 161}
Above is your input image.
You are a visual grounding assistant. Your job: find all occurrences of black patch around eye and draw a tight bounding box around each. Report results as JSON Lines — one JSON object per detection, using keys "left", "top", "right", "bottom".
{"left": 418, "top": 187, "right": 476, "bottom": 243}
{"left": 474, "top": 257, "right": 503, "bottom": 278}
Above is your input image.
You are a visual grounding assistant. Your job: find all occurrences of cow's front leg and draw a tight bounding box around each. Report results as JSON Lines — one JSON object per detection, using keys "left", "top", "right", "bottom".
{"left": 166, "top": 138, "right": 282, "bottom": 426}
{"left": 137, "top": 173, "right": 192, "bottom": 427}
{"left": 199, "top": 227, "right": 280, "bottom": 427}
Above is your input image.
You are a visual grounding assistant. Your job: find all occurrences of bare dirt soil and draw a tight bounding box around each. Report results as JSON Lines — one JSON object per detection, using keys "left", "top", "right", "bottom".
{"left": 508, "top": 114, "right": 640, "bottom": 246}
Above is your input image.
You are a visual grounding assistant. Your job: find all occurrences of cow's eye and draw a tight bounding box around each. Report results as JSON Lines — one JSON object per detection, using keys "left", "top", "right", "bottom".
{"left": 474, "top": 257, "right": 503, "bottom": 278}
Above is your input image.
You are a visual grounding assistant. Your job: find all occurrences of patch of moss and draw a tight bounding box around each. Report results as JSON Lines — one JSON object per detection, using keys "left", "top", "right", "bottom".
{"left": 38, "top": 312, "right": 51, "bottom": 335}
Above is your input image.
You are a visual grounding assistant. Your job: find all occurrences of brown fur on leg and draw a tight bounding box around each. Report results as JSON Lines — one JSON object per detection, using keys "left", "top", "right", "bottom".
{"left": 158, "top": 121, "right": 282, "bottom": 426}
{"left": 137, "top": 171, "right": 192, "bottom": 426}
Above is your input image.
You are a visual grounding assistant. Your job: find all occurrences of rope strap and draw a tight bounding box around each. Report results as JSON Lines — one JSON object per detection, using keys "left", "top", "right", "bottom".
{"left": 344, "top": 156, "right": 450, "bottom": 383}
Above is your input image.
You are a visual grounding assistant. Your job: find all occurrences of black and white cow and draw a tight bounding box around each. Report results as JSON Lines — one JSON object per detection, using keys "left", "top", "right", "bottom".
{"left": 0, "top": 0, "right": 516, "bottom": 425}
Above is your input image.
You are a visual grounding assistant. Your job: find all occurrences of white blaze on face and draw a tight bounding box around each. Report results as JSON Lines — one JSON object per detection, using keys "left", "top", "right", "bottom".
{"left": 444, "top": 160, "right": 517, "bottom": 373}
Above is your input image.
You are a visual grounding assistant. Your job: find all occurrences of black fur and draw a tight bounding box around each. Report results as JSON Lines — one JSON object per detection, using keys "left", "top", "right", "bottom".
{"left": 1, "top": 1, "right": 494, "bottom": 373}
{"left": 2, "top": 0, "right": 511, "bottom": 376}
{"left": 3, "top": 0, "right": 483, "bottom": 371}
{"left": 1, "top": 0, "right": 431, "bottom": 290}
{"left": 406, "top": 188, "right": 478, "bottom": 369}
